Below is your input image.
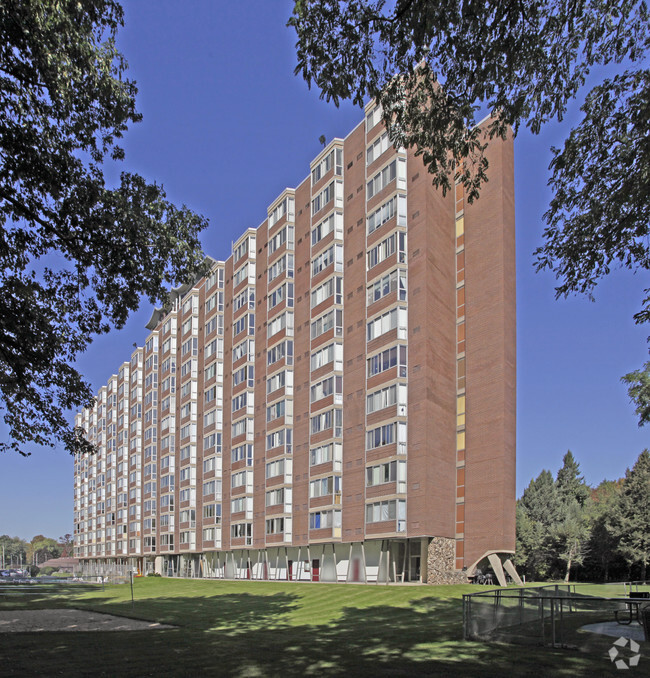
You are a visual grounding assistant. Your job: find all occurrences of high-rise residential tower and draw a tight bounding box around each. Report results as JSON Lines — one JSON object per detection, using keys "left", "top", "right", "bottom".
{"left": 73, "top": 102, "right": 515, "bottom": 584}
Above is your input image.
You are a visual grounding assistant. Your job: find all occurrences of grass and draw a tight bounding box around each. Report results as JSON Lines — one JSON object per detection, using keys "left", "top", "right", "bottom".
{"left": 0, "top": 578, "right": 648, "bottom": 676}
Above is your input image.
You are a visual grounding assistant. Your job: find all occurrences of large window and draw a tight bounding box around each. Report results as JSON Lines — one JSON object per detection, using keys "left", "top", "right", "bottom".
{"left": 311, "top": 148, "right": 342, "bottom": 184}
{"left": 268, "top": 224, "right": 294, "bottom": 255}
{"left": 365, "top": 499, "right": 406, "bottom": 528}
{"left": 367, "top": 158, "right": 406, "bottom": 200}
{"left": 367, "top": 231, "right": 406, "bottom": 269}
{"left": 267, "top": 311, "right": 294, "bottom": 339}
{"left": 312, "top": 211, "right": 343, "bottom": 246}
{"left": 311, "top": 276, "right": 342, "bottom": 308}
{"left": 311, "top": 408, "right": 342, "bottom": 436}
{"left": 367, "top": 269, "right": 407, "bottom": 305}
{"left": 312, "top": 243, "right": 343, "bottom": 276}
{"left": 311, "top": 342, "right": 343, "bottom": 372}
{"left": 309, "top": 509, "right": 341, "bottom": 530}
{"left": 367, "top": 194, "right": 407, "bottom": 234}
{"left": 311, "top": 309, "right": 343, "bottom": 340}
{"left": 267, "top": 339, "right": 293, "bottom": 367}
{"left": 268, "top": 253, "right": 294, "bottom": 283}
{"left": 367, "top": 307, "right": 408, "bottom": 341}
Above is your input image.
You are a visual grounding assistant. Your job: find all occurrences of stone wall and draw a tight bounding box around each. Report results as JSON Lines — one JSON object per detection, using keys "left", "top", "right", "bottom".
{"left": 427, "top": 537, "right": 468, "bottom": 584}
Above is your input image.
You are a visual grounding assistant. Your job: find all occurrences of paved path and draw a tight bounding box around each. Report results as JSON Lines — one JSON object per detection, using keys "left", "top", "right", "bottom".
{"left": 0, "top": 609, "right": 173, "bottom": 632}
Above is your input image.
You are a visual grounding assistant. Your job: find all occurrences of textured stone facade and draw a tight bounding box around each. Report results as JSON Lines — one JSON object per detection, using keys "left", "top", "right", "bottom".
{"left": 427, "top": 537, "right": 468, "bottom": 584}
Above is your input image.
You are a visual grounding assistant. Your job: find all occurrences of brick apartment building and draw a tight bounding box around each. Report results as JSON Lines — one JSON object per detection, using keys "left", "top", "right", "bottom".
{"left": 73, "top": 101, "right": 516, "bottom": 584}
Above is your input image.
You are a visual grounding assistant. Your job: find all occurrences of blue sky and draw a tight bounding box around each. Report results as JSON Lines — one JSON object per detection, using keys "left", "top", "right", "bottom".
{"left": 1, "top": 0, "right": 647, "bottom": 541}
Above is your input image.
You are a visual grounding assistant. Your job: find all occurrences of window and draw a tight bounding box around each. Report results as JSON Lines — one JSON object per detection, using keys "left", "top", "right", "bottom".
{"left": 233, "top": 262, "right": 249, "bottom": 287}
{"left": 267, "top": 369, "right": 292, "bottom": 395}
{"left": 366, "top": 384, "right": 407, "bottom": 415}
{"left": 312, "top": 243, "right": 343, "bottom": 276}
{"left": 230, "top": 523, "right": 252, "bottom": 541}
{"left": 266, "top": 399, "right": 287, "bottom": 423}
{"left": 367, "top": 231, "right": 406, "bottom": 269}
{"left": 265, "top": 517, "right": 285, "bottom": 535}
{"left": 203, "top": 527, "right": 216, "bottom": 541}
{"left": 367, "top": 194, "right": 407, "bottom": 234}
{"left": 309, "top": 510, "right": 341, "bottom": 530}
{"left": 231, "top": 443, "right": 253, "bottom": 465}
{"left": 203, "top": 504, "right": 222, "bottom": 521}
{"left": 203, "top": 432, "right": 222, "bottom": 454}
{"left": 266, "top": 428, "right": 292, "bottom": 453}
{"left": 312, "top": 178, "right": 342, "bottom": 216}
{"left": 367, "top": 306, "right": 407, "bottom": 341}
{"left": 311, "top": 211, "right": 343, "bottom": 246}
{"left": 205, "top": 267, "right": 223, "bottom": 290}
{"left": 367, "top": 345, "right": 407, "bottom": 378}
{"left": 269, "top": 196, "right": 294, "bottom": 227}
{"left": 231, "top": 470, "right": 249, "bottom": 489}
{"left": 205, "top": 291, "right": 223, "bottom": 314}
{"left": 366, "top": 130, "right": 390, "bottom": 165}
{"left": 233, "top": 313, "right": 254, "bottom": 337}
{"left": 309, "top": 475, "right": 341, "bottom": 498}
{"left": 266, "top": 458, "right": 285, "bottom": 479}
{"left": 310, "top": 442, "right": 341, "bottom": 467}
{"left": 367, "top": 268, "right": 407, "bottom": 305}
{"left": 365, "top": 499, "right": 406, "bottom": 527}
{"left": 233, "top": 364, "right": 254, "bottom": 387}
{"left": 267, "top": 311, "right": 294, "bottom": 339}
{"left": 310, "top": 342, "right": 343, "bottom": 372}
{"left": 311, "top": 148, "right": 342, "bottom": 184}
{"left": 311, "top": 309, "right": 343, "bottom": 340}
{"left": 233, "top": 236, "right": 254, "bottom": 265}
{"left": 233, "top": 287, "right": 255, "bottom": 312}
{"left": 311, "top": 276, "right": 342, "bottom": 308}
{"left": 233, "top": 338, "right": 254, "bottom": 363}
{"left": 366, "top": 104, "right": 382, "bottom": 131}
{"left": 203, "top": 456, "right": 217, "bottom": 474}
{"left": 366, "top": 460, "right": 397, "bottom": 486}
{"left": 231, "top": 496, "right": 249, "bottom": 514}
{"left": 265, "top": 487, "right": 284, "bottom": 507}
{"left": 181, "top": 337, "right": 198, "bottom": 357}
{"left": 232, "top": 391, "right": 248, "bottom": 413}
{"left": 205, "top": 337, "right": 223, "bottom": 359}
{"left": 267, "top": 339, "right": 293, "bottom": 367}
{"left": 310, "top": 375, "right": 342, "bottom": 403}
{"left": 203, "top": 480, "right": 222, "bottom": 498}
{"left": 268, "top": 282, "right": 294, "bottom": 311}
{"left": 268, "top": 224, "right": 294, "bottom": 255}
{"left": 366, "top": 421, "right": 407, "bottom": 452}
{"left": 310, "top": 408, "right": 342, "bottom": 436}
{"left": 268, "top": 253, "right": 294, "bottom": 283}
{"left": 232, "top": 417, "right": 253, "bottom": 439}
{"left": 367, "top": 158, "right": 406, "bottom": 199}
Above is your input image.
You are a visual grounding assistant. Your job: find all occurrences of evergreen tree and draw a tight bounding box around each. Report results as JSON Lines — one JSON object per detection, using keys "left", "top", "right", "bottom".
{"left": 556, "top": 450, "right": 590, "bottom": 507}
{"left": 585, "top": 480, "right": 623, "bottom": 581}
{"left": 516, "top": 470, "right": 564, "bottom": 579}
{"left": 615, "top": 450, "right": 650, "bottom": 580}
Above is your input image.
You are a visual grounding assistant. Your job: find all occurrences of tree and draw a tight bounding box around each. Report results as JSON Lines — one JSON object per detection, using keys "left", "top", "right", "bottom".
{"left": 614, "top": 449, "right": 650, "bottom": 580}
{"left": 585, "top": 480, "right": 624, "bottom": 581}
{"left": 516, "top": 470, "right": 564, "bottom": 579}
{"left": 0, "top": 534, "right": 28, "bottom": 568}
{"left": 27, "top": 535, "right": 61, "bottom": 566}
{"left": 58, "top": 534, "right": 74, "bottom": 558}
{"left": 0, "top": 0, "right": 208, "bottom": 456}
{"left": 556, "top": 451, "right": 590, "bottom": 508}
{"left": 553, "top": 452, "right": 591, "bottom": 581}
{"left": 289, "top": 0, "right": 650, "bottom": 405}
{"left": 621, "top": 362, "right": 650, "bottom": 427}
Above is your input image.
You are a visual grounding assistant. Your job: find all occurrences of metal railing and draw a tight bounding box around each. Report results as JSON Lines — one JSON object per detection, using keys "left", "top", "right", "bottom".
{"left": 463, "top": 582, "right": 650, "bottom": 649}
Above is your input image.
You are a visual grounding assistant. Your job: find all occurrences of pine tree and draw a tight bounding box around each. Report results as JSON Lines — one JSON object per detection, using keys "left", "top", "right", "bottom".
{"left": 615, "top": 450, "right": 650, "bottom": 580}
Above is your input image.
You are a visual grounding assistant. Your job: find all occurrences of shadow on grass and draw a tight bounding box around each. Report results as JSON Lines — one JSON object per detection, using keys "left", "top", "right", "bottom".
{"left": 0, "top": 590, "right": 646, "bottom": 677}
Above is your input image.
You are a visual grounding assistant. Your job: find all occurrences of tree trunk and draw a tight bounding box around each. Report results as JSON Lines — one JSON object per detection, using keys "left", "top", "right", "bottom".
{"left": 642, "top": 560, "right": 647, "bottom": 582}
{"left": 564, "top": 557, "right": 572, "bottom": 583}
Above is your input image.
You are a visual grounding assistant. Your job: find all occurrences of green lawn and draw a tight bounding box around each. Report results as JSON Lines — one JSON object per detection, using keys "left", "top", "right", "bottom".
{"left": 0, "top": 579, "right": 647, "bottom": 676}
